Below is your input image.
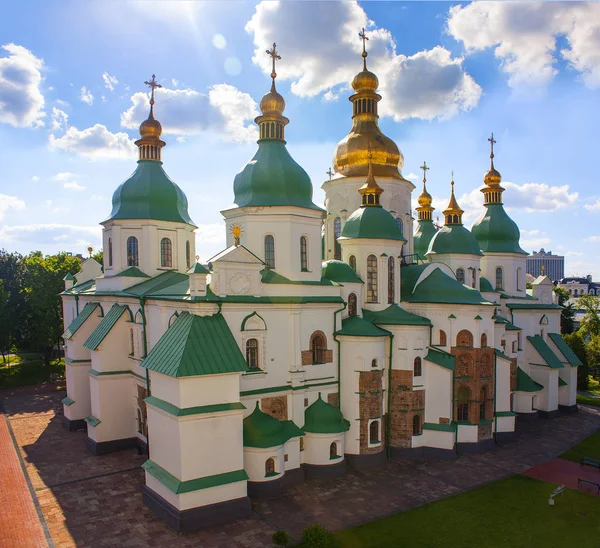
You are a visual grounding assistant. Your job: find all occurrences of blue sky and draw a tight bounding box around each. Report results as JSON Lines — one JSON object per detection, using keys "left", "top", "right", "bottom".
{"left": 1, "top": 1, "right": 599, "bottom": 277}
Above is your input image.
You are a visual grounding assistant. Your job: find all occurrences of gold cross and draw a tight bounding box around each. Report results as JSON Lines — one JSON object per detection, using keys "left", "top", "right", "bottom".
{"left": 266, "top": 43, "right": 281, "bottom": 81}
{"left": 488, "top": 132, "right": 496, "bottom": 158}
{"left": 420, "top": 161, "right": 429, "bottom": 183}
{"left": 359, "top": 27, "right": 369, "bottom": 66}
{"left": 144, "top": 74, "right": 162, "bottom": 105}
{"left": 326, "top": 168, "right": 334, "bottom": 181}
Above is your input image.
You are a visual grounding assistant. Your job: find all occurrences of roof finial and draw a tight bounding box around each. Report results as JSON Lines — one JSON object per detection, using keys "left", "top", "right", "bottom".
{"left": 359, "top": 27, "right": 369, "bottom": 69}
{"left": 420, "top": 161, "right": 430, "bottom": 185}
{"left": 326, "top": 167, "right": 334, "bottom": 181}
{"left": 144, "top": 74, "right": 162, "bottom": 117}
{"left": 488, "top": 132, "right": 496, "bottom": 167}
{"left": 266, "top": 43, "right": 281, "bottom": 90}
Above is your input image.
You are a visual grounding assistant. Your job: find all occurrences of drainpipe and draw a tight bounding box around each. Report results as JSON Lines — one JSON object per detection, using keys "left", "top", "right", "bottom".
{"left": 386, "top": 333, "right": 394, "bottom": 459}
{"left": 493, "top": 352, "right": 498, "bottom": 443}
{"left": 452, "top": 364, "right": 459, "bottom": 456}
{"left": 332, "top": 303, "right": 347, "bottom": 409}
{"left": 74, "top": 294, "right": 80, "bottom": 315}
{"left": 139, "top": 297, "right": 150, "bottom": 456}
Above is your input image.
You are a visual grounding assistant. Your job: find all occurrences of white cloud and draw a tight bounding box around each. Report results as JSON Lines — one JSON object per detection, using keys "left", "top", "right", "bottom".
{"left": 80, "top": 86, "right": 94, "bottom": 105}
{"left": 584, "top": 199, "right": 600, "bottom": 212}
{"left": 102, "top": 72, "right": 118, "bottom": 92}
{"left": 49, "top": 124, "right": 136, "bottom": 159}
{"left": 120, "top": 84, "right": 258, "bottom": 142}
{"left": 212, "top": 34, "right": 227, "bottom": 49}
{"left": 31, "top": 175, "right": 40, "bottom": 182}
{"left": 566, "top": 251, "right": 584, "bottom": 257}
{"left": 171, "top": 78, "right": 179, "bottom": 88}
{"left": 585, "top": 236, "right": 600, "bottom": 243}
{"left": 519, "top": 229, "right": 551, "bottom": 250}
{"left": 52, "top": 172, "right": 77, "bottom": 182}
{"left": 51, "top": 106, "right": 68, "bottom": 132}
{"left": 405, "top": 172, "right": 419, "bottom": 181}
{"left": 0, "top": 223, "right": 102, "bottom": 246}
{"left": 195, "top": 223, "right": 225, "bottom": 245}
{"left": 0, "top": 43, "right": 45, "bottom": 127}
{"left": 0, "top": 195, "right": 25, "bottom": 220}
{"left": 245, "top": 1, "right": 481, "bottom": 120}
{"left": 502, "top": 181, "right": 578, "bottom": 212}
{"left": 64, "top": 181, "right": 86, "bottom": 191}
{"left": 50, "top": 172, "right": 86, "bottom": 191}
{"left": 448, "top": 2, "right": 600, "bottom": 89}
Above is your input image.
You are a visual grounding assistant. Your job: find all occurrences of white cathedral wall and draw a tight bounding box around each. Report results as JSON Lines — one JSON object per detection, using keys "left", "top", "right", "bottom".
{"left": 479, "top": 253, "right": 527, "bottom": 296}
{"left": 558, "top": 367, "right": 577, "bottom": 407}
{"left": 424, "top": 363, "right": 453, "bottom": 426}
{"left": 146, "top": 403, "right": 183, "bottom": 478}
{"left": 528, "top": 366, "right": 559, "bottom": 412}
{"left": 244, "top": 445, "right": 286, "bottom": 482}
{"left": 88, "top": 374, "right": 136, "bottom": 443}
{"left": 495, "top": 356, "right": 512, "bottom": 414}
{"left": 513, "top": 392, "right": 536, "bottom": 414}
{"left": 303, "top": 432, "right": 345, "bottom": 466}
{"left": 64, "top": 362, "right": 92, "bottom": 423}
{"left": 427, "top": 253, "right": 481, "bottom": 289}
{"left": 151, "top": 373, "right": 240, "bottom": 410}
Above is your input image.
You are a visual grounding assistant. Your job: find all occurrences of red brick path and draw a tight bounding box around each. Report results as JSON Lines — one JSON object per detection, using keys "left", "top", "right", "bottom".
{"left": 523, "top": 457, "right": 600, "bottom": 495}
{"left": 0, "top": 409, "right": 49, "bottom": 548}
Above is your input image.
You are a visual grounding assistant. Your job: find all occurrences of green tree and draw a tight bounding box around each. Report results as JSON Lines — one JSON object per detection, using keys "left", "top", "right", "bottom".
{"left": 554, "top": 287, "right": 575, "bottom": 334}
{"left": 564, "top": 331, "right": 589, "bottom": 390}
{"left": 0, "top": 250, "right": 26, "bottom": 348}
{"left": 92, "top": 250, "right": 104, "bottom": 270}
{"left": 0, "top": 281, "right": 10, "bottom": 361}
{"left": 578, "top": 294, "right": 600, "bottom": 338}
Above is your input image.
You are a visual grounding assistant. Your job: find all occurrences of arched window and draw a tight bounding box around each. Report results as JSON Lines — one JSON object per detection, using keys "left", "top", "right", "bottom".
{"left": 413, "top": 356, "right": 422, "bottom": 377}
{"left": 457, "top": 387, "right": 470, "bottom": 422}
{"left": 127, "top": 236, "right": 139, "bottom": 267}
{"left": 501, "top": 337, "right": 506, "bottom": 349}
{"left": 246, "top": 338, "right": 259, "bottom": 369}
{"left": 395, "top": 217, "right": 403, "bottom": 235}
{"left": 369, "top": 420, "right": 379, "bottom": 443}
{"left": 349, "top": 255, "right": 356, "bottom": 272}
{"left": 456, "top": 268, "right": 465, "bottom": 285}
{"left": 311, "top": 334, "right": 326, "bottom": 364}
{"left": 186, "top": 241, "right": 191, "bottom": 269}
{"left": 330, "top": 442, "right": 338, "bottom": 459}
{"left": 130, "top": 328, "right": 135, "bottom": 356}
{"left": 264, "top": 235, "right": 275, "bottom": 269}
{"left": 348, "top": 293, "right": 357, "bottom": 317}
{"left": 108, "top": 237, "right": 113, "bottom": 267}
{"left": 480, "top": 387, "right": 487, "bottom": 421}
{"left": 265, "top": 458, "right": 275, "bottom": 476}
{"left": 367, "top": 254, "right": 378, "bottom": 303}
{"left": 300, "top": 236, "right": 308, "bottom": 271}
{"left": 412, "top": 415, "right": 421, "bottom": 435}
{"left": 516, "top": 267, "right": 523, "bottom": 291}
{"left": 495, "top": 267, "right": 503, "bottom": 290}
{"left": 371, "top": 358, "right": 378, "bottom": 368}
{"left": 388, "top": 256, "right": 395, "bottom": 304}
{"left": 439, "top": 330, "right": 447, "bottom": 346}
{"left": 334, "top": 217, "right": 342, "bottom": 260}
{"left": 160, "top": 238, "right": 172, "bottom": 268}
{"left": 481, "top": 333, "right": 488, "bottom": 348}
{"left": 456, "top": 329, "right": 474, "bottom": 347}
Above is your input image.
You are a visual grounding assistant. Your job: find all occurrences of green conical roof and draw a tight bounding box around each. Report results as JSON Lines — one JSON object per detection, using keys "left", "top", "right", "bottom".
{"left": 427, "top": 224, "right": 482, "bottom": 256}
{"left": 471, "top": 204, "right": 527, "bottom": 255}
{"left": 243, "top": 402, "right": 304, "bottom": 448}
{"left": 106, "top": 161, "right": 195, "bottom": 226}
{"left": 322, "top": 260, "right": 363, "bottom": 283}
{"left": 303, "top": 394, "right": 350, "bottom": 434}
{"left": 233, "top": 140, "right": 322, "bottom": 210}
{"left": 340, "top": 205, "right": 405, "bottom": 241}
{"left": 413, "top": 219, "right": 438, "bottom": 259}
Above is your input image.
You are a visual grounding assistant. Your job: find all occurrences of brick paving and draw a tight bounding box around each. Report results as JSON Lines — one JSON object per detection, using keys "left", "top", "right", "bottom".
{"left": 1, "top": 385, "right": 600, "bottom": 547}
{"left": 523, "top": 457, "right": 600, "bottom": 494}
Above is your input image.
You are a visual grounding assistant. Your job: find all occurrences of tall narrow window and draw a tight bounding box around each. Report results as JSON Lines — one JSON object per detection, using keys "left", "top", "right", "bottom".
{"left": 480, "top": 387, "right": 487, "bottom": 421}
{"left": 412, "top": 415, "right": 421, "bottom": 435}
{"left": 127, "top": 236, "right": 139, "bottom": 267}
{"left": 246, "top": 338, "right": 259, "bottom": 369}
{"left": 108, "top": 237, "right": 113, "bottom": 267}
{"left": 265, "top": 458, "right": 275, "bottom": 476}
{"left": 300, "top": 236, "right": 308, "bottom": 271}
{"left": 160, "top": 238, "right": 172, "bottom": 268}
{"left": 481, "top": 333, "right": 488, "bottom": 348}
{"left": 388, "top": 256, "right": 395, "bottom": 304}
{"left": 330, "top": 442, "right": 338, "bottom": 459}
{"left": 516, "top": 267, "right": 523, "bottom": 291}
{"left": 456, "top": 268, "right": 465, "bottom": 285}
{"left": 311, "top": 334, "right": 326, "bottom": 364}
{"left": 369, "top": 420, "right": 380, "bottom": 443}
{"left": 439, "top": 330, "right": 447, "bottom": 346}
{"left": 367, "top": 254, "right": 378, "bottom": 303}
{"left": 457, "top": 388, "right": 470, "bottom": 422}
{"left": 413, "top": 357, "right": 422, "bottom": 377}
{"left": 186, "top": 241, "right": 191, "bottom": 269}
{"left": 495, "top": 267, "right": 503, "bottom": 290}
{"left": 471, "top": 268, "right": 476, "bottom": 288}
{"left": 348, "top": 293, "right": 357, "bottom": 317}
{"left": 334, "top": 217, "right": 342, "bottom": 260}
{"left": 349, "top": 255, "right": 356, "bottom": 272}
{"left": 264, "top": 235, "right": 275, "bottom": 269}
{"left": 130, "top": 328, "right": 135, "bottom": 356}
{"left": 395, "top": 217, "right": 403, "bottom": 235}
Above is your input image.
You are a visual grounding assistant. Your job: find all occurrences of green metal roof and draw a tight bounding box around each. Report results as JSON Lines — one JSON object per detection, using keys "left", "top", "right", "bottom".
{"left": 63, "top": 272, "right": 76, "bottom": 281}
{"left": 507, "top": 303, "right": 562, "bottom": 310}
{"left": 426, "top": 224, "right": 483, "bottom": 257}
{"left": 494, "top": 349, "right": 512, "bottom": 361}
{"left": 335, "top": 316, "right": 390, "bottom": 337}
{"left": 187, "top": 262, "right": 209, "bottom": 275}
{"left": 471, "top": 203, "right": 528, "bottom": 255}
{"left": 413, "top": 219, "right": 438, "bottom": 259}
{"left": 363, "top": 304, "right": 431, "bottom": 326}
{"left": 61, "top": 278, "right": 96, "bottom": 295}
{"left": 243, "top": 402, "right": 304, "bottom": 448}
{"left": 527, "top": 335, "right": 564, "bottom": 369}
{"left": 321, "top": 260, "right": 363, "bottom": 284}
{"left": 339, "top": 205, "right": 405, "bottom": 242}
{"left": 84, "top": 304, "right": 131, "bottom": 350}
{"left": 548, "top": 333, "right": 583, "bottom": 366}
{"left": 142, "top": 311, "right": 248, "bottom": 377}
{"left": 63, "top": 302, "right": 100, "bottom": 340}
{"left": 559, "top": 377, "right": 568, "bottom": 387}
{"left": 516, "top": 367, "right": 543, "bottom": 392}
{"left": 106, "top": 266, "right": 150, "bottom": 278}
{"left": 261, "top": 269, "right": 336, "bottom": 286}
{"left": 424, "top": 347, "right": 455, "bottom": 371}
{"left": 233, "top": 140, "right": 322, "bottom": 211}
{"left": 106, "top": 160, "right": 195, "bottom": 226}
{"left": 303, "top": 394, "right": 350, "bottom": 434}
{"left": 479, "top": 277, "right": 498, "bottom": 293}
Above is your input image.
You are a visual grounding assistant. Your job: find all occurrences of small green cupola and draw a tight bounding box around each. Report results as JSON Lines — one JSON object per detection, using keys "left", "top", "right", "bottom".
{"left": 471, "top": 134, "right": 527, "bottom": 255}
{"left": 413, "top": 161, "right": 438, "bottom": 258}
{"left": 243, "top": 402, "right": 304, "bottom": 448}
{"left": 303, "top": 393, "right": 350, "bottom": 434}
{"left": 105, "top": 75, "right": 195, "bottom": 227}
{"left": 232, "top": 44, "right": 322, "bottom": 211}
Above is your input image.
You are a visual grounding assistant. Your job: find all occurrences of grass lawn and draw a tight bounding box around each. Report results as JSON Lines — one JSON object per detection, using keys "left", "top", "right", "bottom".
{"left": 560, "top": 430, "right": 600, "bottom": 463}
{"left": 335, "top": 475, "right": 600, "bottom": 548}
{"left": 577, "top": 394, "right": 600, "bottom": 407}
{"left": 0, "top": 358, "right": 65, "bottom": 389}
{"left": 586, "top": 377, "right": 600, "bottom": 396}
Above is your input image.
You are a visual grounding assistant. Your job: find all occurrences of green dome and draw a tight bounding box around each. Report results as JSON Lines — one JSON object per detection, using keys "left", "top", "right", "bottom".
{"left": 413, "top": 220, "right": 438, "bottom": 259}
{"left": 243, "top": 403, "right": 303, "bottom": 448}
{"left": 106, "top": 161, "right": 195, "bottom": 226}
{"left": 427, "top": 225, "right": 483, "bottom": 257}
{"left": 471, "top": 204, "right": 527, "bottom": 255}
{"left": 479, "top": 276, "right": 497, "bottom": 293}
{"left": 233, "top": 140, "right": 322, "bottom": 210}
{"left": 322, "top": 260, "right": 363, "bottom": 283}
{"left": 303, "top": 394, "right": 350, "bottom": 434}
{"left": 340, "top": 206, "right": 405, "bottom": 241}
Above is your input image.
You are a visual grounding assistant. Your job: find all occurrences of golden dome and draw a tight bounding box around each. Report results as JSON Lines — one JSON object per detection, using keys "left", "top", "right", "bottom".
{"left": 484, "top": 162, "right": 502, "bottom": 187}
{"left": 139, "top": 113, "right": 162, "bottom": 139}
{"left": 352, "top": 69, "right": 379, "bottom": 92}
{"left": 418, "top": 183, "right": 433, "bottom": 207}
{"left": 260, "top": 84, "right": 286, "bottom": 116}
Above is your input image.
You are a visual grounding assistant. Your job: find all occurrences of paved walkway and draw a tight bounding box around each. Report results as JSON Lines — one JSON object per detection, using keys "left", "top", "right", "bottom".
{"left": 1, "top": 386, "right": 600, "bottom": 547}
{"left": 524, "top": 458, "right": 600, "bottom": 494}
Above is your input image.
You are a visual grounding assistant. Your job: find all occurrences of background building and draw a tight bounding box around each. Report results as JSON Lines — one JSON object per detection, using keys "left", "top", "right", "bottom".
{"left": 527, "top": 249, "right": 564, "bottom": 282}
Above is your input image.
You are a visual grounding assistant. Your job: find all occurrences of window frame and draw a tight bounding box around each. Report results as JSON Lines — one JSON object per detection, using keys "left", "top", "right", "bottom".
{"left": 413, "top": 356, "right": 422, "bottom": 377}
{"left": 160, "top": 237, "right": 173, "bottom": 268}
{"left": 127, "top": 236, "right": 139, "bottom": 267}
{"left": 246, "top": 338, "right": 260, "bottom": 370}
{"left": 456, "top": 267, "right": 465, "bottom": 285}
{"left": 412, "top": 415, "right": 422, "bottom": 436}
{"left": 457, "top": 388, "right": 470, "bottom": 422}
{"left": 264, "top": 235, "right": 275, "bottom": 269}
{"left": 388, "top": 256, "right": 395, "bottom": 304}
{"left": 348, "top": 293, "right": 357, "bottom": 317}
{"left": 300, "top": 236, "right": 308, "bottom": 272}
{"left": 367, "top": 254, "right": 378, "bottom": 303}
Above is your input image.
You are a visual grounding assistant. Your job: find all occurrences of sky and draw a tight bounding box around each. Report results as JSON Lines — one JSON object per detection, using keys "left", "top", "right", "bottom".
{"left": 0, "top": 1, "right": 599, "bottom": 277}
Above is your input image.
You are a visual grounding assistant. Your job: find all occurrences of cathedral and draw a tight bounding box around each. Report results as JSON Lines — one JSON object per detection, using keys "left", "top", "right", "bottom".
{"left": 60, "top": 38, "right": 581, "bottom": 533}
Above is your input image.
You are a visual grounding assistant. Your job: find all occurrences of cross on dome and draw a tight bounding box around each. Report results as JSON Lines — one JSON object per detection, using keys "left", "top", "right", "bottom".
{"left": 326, "top": 167, "right": 334, "bottom": 180}
{"left": 420, "top": 161, "right": 430, "bottom": 183}
{"left": 488, "top": 132, "right": 496, "bottom": 159}
{"left": 144, "top": 74, "right": 162, "bottom": 106}
{"left": 359, "top": 27, "right": 369, "bottom": 67}
{"left": 266, "top": 43, "right": 281, "bottom": 83}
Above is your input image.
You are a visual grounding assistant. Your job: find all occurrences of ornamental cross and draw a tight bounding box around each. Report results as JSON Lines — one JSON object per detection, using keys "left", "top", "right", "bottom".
{"left": 326, "top": 167, "right": 334, "bottom": 181}
{"left": 359, "top": 27, "right": 369, "bottom": 66}
{"left": 144, "top": 74, "right": 162, "bottom": 105}
{"left": 488, "top": 132, "right": 496, "bottom": 158}
{"left": 266, "top": 43, "right": 281, "bottom": 81}
{"left": 420, "top": 161, "right": 430, "bottom": 183}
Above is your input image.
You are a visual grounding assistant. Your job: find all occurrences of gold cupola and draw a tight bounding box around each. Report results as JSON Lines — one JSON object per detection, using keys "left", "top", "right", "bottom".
{"left": 443, "top": 175, "right": 464, "bottom": 225}
{"left": 255, "top": 43, "right": 289, "bottom": 141}
{"left": 482, "top": 132, "right": 504, "bottom": 204}
{"left": 135, "top": 74, "right": 166, "bottom": 162}
{"left": 333, "top": 28, "right": 404, "bottom": 180}
{"left": 358, "top": 146, "right": 384, "bottom": 206}
{"left": 416, "top": 161, "right": 434, "bottom": 221}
